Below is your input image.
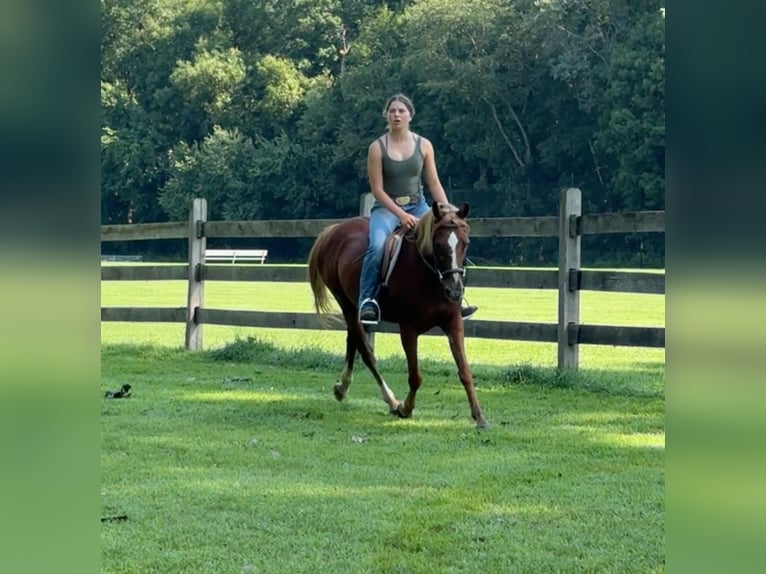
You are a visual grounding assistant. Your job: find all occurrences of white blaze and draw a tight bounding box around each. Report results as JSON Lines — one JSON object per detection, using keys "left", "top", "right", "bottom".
{"left": 447, "top": 231, "right": 458, "bottom": 270}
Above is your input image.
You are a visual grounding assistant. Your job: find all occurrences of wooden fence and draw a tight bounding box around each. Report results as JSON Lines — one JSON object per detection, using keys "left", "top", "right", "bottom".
{"left": 101, "top": 188, "right": 665, "bottom": 369}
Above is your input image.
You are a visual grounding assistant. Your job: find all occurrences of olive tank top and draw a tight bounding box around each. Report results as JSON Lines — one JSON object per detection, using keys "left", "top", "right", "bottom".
{"left": 377, "top": 134, "right": 424, "bottom": 201}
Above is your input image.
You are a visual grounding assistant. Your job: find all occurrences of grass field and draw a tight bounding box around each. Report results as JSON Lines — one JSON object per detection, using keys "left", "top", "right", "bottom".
{"left": 101, "top": 276, "right": 664, "bottom": 573}
{"left": 101, "top": 277, "right": 664, "bottom": 370}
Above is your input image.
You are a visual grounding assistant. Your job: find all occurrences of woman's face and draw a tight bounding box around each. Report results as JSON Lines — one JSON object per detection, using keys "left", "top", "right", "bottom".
{"left": 387, "top": 101, "right": 412, "bottom": 128}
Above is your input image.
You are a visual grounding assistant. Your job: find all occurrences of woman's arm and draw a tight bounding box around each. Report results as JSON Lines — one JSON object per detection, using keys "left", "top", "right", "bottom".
{"left": 421, "top": 137, "right": 449, "bottom": 204}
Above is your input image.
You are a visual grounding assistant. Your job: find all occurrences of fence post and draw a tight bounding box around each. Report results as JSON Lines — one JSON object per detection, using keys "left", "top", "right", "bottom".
{"left": 557, "top": 188, "right": 581, "bottom": 370}
{"left": 359, "top": 192, "right": 375, "bottom": 216}
{"left": 359, "top": 193, "right": 375, "bottom": 350}
{"left": 185, "top": 198, "right": 207, "bottom": 350}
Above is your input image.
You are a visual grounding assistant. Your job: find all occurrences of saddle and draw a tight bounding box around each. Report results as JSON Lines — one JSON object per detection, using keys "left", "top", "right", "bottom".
{"left": 380, "top": 226, "right": 408, "bottom": 287}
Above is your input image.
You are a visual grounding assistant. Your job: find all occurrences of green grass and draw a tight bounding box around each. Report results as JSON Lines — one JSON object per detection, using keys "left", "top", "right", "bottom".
{"left": 101, "top": 278, "right": 665, "bottom": 369}
{"left": 101, "top": 340, "right": 664, "bottom": 573}
{"left": 101, "top": 277, "right": 664, "bottom": 573}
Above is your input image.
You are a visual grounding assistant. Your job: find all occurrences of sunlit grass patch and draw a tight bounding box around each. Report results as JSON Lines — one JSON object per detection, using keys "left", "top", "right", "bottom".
{"left": 599, "top": 432, "right": 665, "bottom": 449}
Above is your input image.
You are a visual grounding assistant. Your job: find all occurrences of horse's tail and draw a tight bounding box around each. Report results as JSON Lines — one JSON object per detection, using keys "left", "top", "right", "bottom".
{"left": 307, "top": 224, "right": 341, "bottom": 325}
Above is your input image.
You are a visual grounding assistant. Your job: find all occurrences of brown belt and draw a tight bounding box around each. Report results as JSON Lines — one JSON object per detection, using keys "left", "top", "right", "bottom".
{"left": 394, "top": 196, "right": 417, "bottom": 206}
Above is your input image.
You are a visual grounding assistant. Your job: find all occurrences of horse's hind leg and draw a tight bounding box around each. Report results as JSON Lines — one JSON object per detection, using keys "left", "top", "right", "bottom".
{"left": 333, "top": 330, "right": 356, "bottom": 401}
{"left": 342, "top": 309, "right": 401, "bottom": 414}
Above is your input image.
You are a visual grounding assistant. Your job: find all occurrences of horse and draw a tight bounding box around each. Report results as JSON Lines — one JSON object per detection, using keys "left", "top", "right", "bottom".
{"left": 307, "top": 201, "right": 489, "bottom": 428}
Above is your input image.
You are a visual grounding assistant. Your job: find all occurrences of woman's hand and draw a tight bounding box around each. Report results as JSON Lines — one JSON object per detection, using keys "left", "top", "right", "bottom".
{"left": 399, "top": 212, "right": 418, "bottom": 230}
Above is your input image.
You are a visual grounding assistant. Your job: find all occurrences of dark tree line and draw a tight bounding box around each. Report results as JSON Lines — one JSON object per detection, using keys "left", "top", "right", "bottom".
{"left": 101, "top": 0, "right": 665, "bottom": 266}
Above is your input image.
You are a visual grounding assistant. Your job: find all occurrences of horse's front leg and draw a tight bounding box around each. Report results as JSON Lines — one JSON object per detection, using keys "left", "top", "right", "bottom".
{"left": 445, "top": 320, "right": 489, "bottom": 429}
{"left": 396, "top": 325, "right": 422, "bottom": 419}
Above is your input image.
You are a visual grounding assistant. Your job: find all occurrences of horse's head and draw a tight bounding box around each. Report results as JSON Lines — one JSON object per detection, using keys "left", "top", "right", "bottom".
{"left": 414, "top": 202, "right": 471, "bottom": 302}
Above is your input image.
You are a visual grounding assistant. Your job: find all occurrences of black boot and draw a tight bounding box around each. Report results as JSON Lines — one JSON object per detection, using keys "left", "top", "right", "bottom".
{"left": 359, "top": 300, "right": 380, "bottom": 325}
{"left": 461, "top": 305, "right": 478, "bottom": 320}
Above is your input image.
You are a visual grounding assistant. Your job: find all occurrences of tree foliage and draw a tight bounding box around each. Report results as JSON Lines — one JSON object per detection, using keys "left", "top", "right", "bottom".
{"left": 102, "top": 0, "right": 665, "bottom": 265}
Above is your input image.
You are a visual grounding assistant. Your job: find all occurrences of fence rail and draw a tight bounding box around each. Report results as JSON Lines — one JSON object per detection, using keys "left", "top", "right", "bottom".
{"left": 101, "top": 189, "right": 665, "bottom": 369}
{"left": 100, "top": 211, "right": 665, "bottom": 241}
{"left": 100, "top": 265, "right": 664, "bottom": 295}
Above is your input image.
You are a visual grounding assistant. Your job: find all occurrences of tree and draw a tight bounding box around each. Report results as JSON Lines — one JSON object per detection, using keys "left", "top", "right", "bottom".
{"left": 101, "top": 79, "right": 168, "bottom": 224}
{"left": 101, "top": 0, "right": 664, "bottom": 266}
{"left": 169, "top": 44, "right": 247, "bottom": 139}
{"left": 159, "top": 126, "right": 259, "bottom": 221}
{"left": 596, "top": 5, "right": 665, "bottom": 211}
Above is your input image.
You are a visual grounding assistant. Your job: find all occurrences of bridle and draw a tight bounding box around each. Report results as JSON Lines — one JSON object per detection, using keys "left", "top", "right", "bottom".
{"left": 420, "top": 217, "right": 468, "bottom": 283}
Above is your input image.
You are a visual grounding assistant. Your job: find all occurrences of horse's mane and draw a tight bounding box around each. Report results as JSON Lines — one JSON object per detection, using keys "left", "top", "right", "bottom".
{"left": 412, "top": 202, "right": 463, "bottom": 256}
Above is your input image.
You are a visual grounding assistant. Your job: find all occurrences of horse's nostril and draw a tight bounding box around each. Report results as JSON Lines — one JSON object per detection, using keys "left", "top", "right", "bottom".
{"left": 445, "top": 287, "right": 464, "bottom": 302}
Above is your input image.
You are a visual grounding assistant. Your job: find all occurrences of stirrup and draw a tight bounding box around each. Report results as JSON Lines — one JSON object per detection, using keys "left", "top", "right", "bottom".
{"left": 358, "top": 298, "right": 381, "bottom": 325}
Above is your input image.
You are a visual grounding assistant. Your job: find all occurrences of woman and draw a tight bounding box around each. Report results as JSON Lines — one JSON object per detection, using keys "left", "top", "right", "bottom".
{"left": 358, "top": 93, "right": 477, "bottom": 325}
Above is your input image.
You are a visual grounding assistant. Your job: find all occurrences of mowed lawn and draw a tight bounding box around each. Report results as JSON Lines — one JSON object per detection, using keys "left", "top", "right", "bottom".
{"left": 101, "top": 272, "right": 664, "bottom": 573}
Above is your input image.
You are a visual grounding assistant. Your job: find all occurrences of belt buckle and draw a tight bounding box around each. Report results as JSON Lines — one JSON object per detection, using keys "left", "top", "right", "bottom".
{"left": 395, "top": 196, "right": 411, "bottom": 206}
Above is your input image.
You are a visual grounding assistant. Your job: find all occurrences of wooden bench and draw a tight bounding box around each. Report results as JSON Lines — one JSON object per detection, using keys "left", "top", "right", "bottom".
{"left": 205, "top": 249, "right": 268, "bottom": 264}
{"left": 101, "top": 254, "right": 143, "bottom": 262}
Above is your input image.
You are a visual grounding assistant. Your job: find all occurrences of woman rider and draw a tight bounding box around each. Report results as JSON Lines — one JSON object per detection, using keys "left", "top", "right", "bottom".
{"left": 358, "top": 93, "right": 478, "bottom": 325}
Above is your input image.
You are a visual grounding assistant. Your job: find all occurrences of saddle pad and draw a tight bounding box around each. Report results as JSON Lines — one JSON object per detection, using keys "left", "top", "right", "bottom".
{"left": 381, "top": 228, "right": 407, "bottom": 286}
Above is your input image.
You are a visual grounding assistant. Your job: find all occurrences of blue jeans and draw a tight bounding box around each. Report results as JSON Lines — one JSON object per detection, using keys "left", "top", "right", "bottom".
{"left": 359, "top": 197, "right": 430, "bottom": 309}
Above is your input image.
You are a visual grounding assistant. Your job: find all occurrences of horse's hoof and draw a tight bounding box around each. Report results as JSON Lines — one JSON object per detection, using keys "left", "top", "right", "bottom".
{"left": 333, "top": 383, "right": 346, "bottom": 402}
{"left": 476, "top": 420, "right": 491, "bottom": 430}
{"left": 388, "top": 402, "right": 406, "bottom": 418}
{"left": 389, "top": 404, "right": 411, "bottom": 419}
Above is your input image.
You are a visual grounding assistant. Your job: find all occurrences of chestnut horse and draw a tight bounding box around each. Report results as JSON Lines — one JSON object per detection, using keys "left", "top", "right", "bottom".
{"left": 307, "top": 201, "right": 488, "bottom": 428}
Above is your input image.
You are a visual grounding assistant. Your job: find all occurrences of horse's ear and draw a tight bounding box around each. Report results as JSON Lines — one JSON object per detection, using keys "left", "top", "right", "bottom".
{"left": 432, "top": 201, "right": 442, "bottom": 218}
{"left": 458, "top": 202, "right": 470, "bottom": 219}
